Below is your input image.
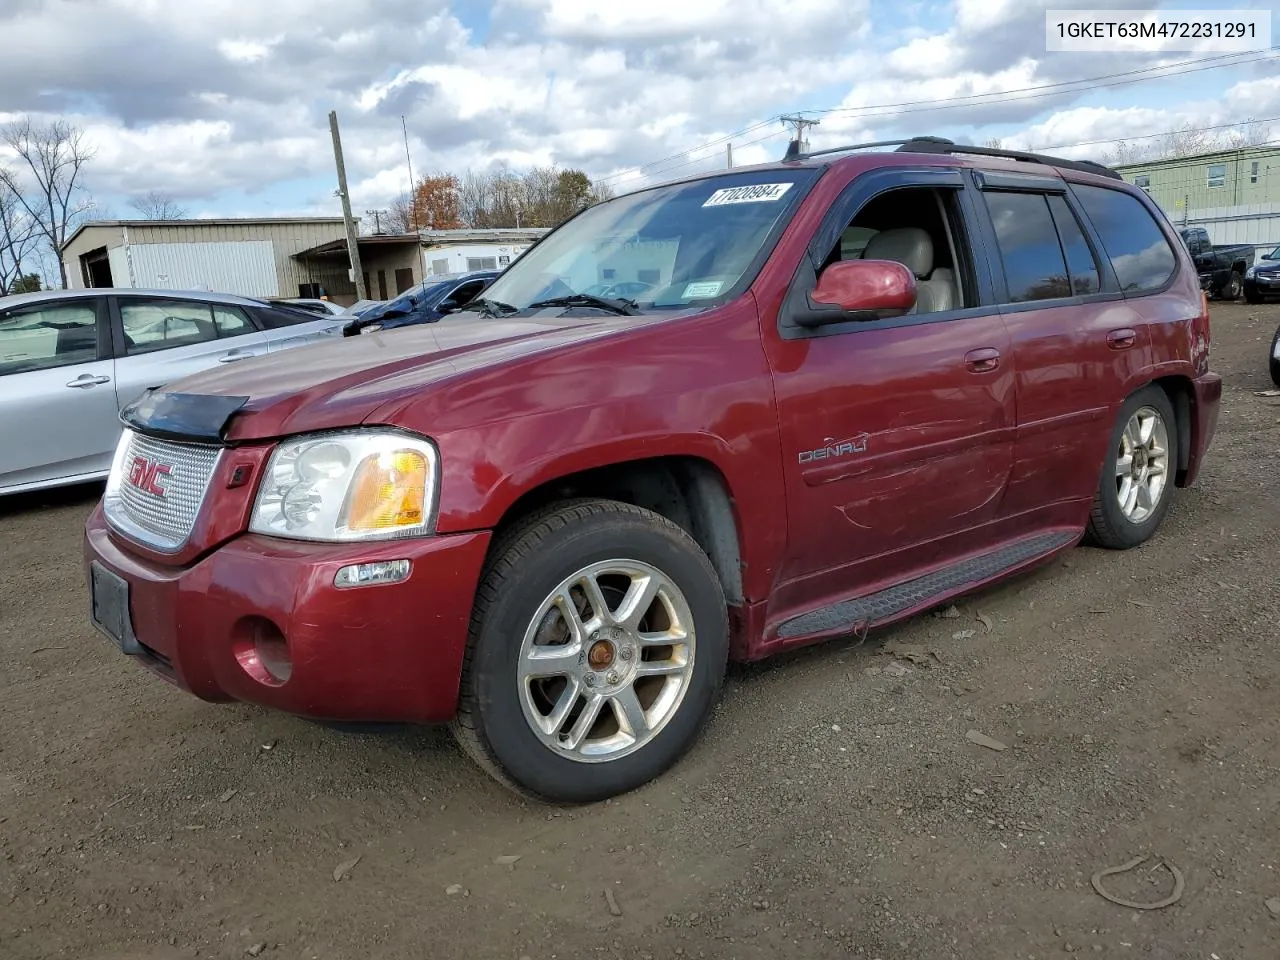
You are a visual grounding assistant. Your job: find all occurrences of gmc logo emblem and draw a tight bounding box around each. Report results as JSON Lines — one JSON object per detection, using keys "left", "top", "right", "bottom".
{"left": 128, "top": 456, "right": 171, "bottom": 496}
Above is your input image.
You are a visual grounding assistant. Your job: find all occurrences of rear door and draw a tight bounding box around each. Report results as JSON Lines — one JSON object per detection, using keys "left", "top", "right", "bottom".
{"left": 0, "top": 295, "right": 120, "bottom": 491}
{"left": 250, "top": 304, "right": 346, "bottom": 352}
{"left": 969, "top": 171, "right": 1162, "bottom": 513}
{"left": 109, "top": 295, "right": 272, "bottom": 412}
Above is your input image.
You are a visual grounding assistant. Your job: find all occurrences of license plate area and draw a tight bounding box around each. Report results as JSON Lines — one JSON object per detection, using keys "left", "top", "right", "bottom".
{"left": 90, "top": 561, "right": 144, "bottom": 656}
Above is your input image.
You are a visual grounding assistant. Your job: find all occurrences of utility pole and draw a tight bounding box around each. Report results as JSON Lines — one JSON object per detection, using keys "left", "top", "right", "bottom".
{"left": 726, "top": 142, "right": 733, "bottom": 169}
{"left": 365, "top": 209, "right": 386, "bottom": 234}
{"left": 329, "top": 110, "right": 367, "bottom": 301}
{"left": 780, "top": 114, "right": 820, "bottom": 160}
{"left": 402, "top": 115, "right": 417, "bottom": 233}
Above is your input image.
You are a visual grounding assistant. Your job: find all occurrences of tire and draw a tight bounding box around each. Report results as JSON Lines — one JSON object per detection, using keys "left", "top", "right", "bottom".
{"left": 1270, "top": 324, "right": 1280, "bottom": 388}
{"left": 1085, "top": 386, "right": 1179, "bottom": 550}
{"left": 1245, "top": 289, "right": 1262, "bottom": 305}
{"left": 1222, "top": 270, "right": 1243, "bottom": 301}
{"left": 450, "top": 498, "right": 729, "bottom": 803}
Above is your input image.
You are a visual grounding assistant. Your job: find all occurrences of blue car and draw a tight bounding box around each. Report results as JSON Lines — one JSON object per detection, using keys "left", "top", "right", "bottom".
{"left": 344, "top": 271, "right": 499, "bottom": 335}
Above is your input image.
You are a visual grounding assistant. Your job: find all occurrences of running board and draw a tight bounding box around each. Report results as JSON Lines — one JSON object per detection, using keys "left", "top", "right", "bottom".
{"left": 775, "top": 530, "right": 1078, "bottom": 640}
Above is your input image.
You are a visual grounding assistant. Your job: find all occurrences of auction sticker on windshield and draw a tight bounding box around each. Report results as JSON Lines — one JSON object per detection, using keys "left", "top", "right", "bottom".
{"left": 702, "top": 183, "right": 794, "bottom": 206}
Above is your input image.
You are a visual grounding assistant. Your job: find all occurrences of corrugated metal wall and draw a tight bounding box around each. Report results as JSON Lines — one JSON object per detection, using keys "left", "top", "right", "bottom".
{"left": 61, "top": 220, "right": 347, "bottom": 296}
{"left": 1157, "top": 200, "right": 1280, "bottom": 256}
{"left": 127, "top": 240, "right": 279, "bottom": 296}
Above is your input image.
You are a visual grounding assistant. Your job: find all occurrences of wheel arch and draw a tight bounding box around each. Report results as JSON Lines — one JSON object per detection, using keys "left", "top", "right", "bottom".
{"left": 488, "top": 455, "right": 746, "bottom": 605}
{"left": 1151, "top": 374, "right": 1193, "bottom": 486}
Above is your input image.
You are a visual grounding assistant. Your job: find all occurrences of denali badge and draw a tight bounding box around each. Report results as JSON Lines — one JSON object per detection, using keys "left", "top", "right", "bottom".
{"left": 128, "top": 456, "right": 172, "bottom": 496}
{"left": 798, "top": 434, "right": 869, "bottom": 464}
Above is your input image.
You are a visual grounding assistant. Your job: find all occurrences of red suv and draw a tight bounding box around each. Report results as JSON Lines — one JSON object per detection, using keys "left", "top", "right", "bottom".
{"left": 84, "top": 137, "right": 1220, "bottom": 803}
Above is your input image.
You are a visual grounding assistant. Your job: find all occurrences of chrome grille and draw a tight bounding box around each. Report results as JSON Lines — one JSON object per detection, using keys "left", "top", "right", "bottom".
{"left": 104, "top": 431, "right": 223, "bottom": 552}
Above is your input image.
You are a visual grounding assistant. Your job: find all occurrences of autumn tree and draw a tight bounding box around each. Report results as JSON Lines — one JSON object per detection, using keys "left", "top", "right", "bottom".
{"left": 0, "top": 117, "right": 95, "bottom": 288}
{"left": 412, "top": 172, "right": 464, "bottom": 230}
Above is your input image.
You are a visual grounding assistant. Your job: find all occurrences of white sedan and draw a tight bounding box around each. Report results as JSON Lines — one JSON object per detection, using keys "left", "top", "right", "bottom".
{"left": 0, "top": 287, "right": 347, "bottom": 496}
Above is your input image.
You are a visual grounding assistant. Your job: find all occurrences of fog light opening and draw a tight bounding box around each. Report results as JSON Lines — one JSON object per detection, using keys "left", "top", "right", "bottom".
{"left": 233, "top": 618, "right": 292, "bottom": 687}
{"left": 334, "top": 558, "right": 412, "bottom": 588}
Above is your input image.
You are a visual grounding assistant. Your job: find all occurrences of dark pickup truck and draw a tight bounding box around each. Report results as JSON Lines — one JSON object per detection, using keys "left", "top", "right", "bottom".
{"left": 1179, "top": 226, "right": 1255, "bottom": 300}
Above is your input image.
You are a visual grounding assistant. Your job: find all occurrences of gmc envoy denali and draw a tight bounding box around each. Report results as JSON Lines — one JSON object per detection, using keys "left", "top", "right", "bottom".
{"left": 84, "top": 137, "right": 1221, "bottom": 803}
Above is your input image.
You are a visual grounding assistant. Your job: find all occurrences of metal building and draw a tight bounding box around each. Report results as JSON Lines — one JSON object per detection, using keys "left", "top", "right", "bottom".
{"left": 1115, "top": 145, "right": 1280, "bottom": 255}
{"left": 60, "top": 218, "right": 348, "bottom": 299}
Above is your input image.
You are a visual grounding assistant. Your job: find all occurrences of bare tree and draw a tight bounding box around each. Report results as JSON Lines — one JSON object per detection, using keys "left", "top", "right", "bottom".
{"left": 128, "top": 189, "right": 188, "bottom": 220}
{"left": 1104, "top": 119, "right": 1274, "bottom": 167}
{"left": 0, "top": 174, "right": 40, "bottom": 295}
{"left": 386, "top": 191, "right": 416, "bottom": 234}
{"left": 0, "top": 117, "right": 95, "bottom": 288}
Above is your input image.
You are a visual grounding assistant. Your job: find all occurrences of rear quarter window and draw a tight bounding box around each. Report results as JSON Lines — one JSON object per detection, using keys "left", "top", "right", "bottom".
{"left": 1072, "top": 184, "right": 1177, "bottom": 294}
{"left": 252, "top": 306, "right": 321, "bottom": 329}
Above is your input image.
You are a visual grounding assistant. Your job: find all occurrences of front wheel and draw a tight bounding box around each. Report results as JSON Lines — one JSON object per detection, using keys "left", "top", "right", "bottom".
{"left": 1086, "top": 386, "right": 1178, "bottom": 550}
{"left": 451, "top": 499, "right": 729, "bottom": 803}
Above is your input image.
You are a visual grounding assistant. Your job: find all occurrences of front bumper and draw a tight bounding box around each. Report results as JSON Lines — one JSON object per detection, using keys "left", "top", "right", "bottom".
{"left": 1244, "top": 276, "right": 1280, "bottom": 298}
{"left": 83, "top": 505, "right": 492, "bottom": 723}
{"left": 1183, "top": 371, "right": 1223, "bottom": 488}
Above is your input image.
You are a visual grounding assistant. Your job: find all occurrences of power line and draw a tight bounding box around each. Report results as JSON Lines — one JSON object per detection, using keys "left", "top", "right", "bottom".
{"left": 806, "top": 48, "right": 1277, "bottom": 122}
{"left": 1034, "top": 117, "right": 1280, "bottom": 153}
{"left": 594, "top": 48, "right": 1275, "bottom": 190}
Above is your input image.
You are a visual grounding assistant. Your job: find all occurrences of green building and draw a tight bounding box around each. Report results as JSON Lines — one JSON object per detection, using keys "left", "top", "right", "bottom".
{"left": 1114, "top": 145, "right": 1280, "bottom": 251}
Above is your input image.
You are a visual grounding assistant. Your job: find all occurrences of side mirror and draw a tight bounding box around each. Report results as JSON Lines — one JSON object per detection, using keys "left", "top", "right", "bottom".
{"left": 795, "top": 259, "right": 917, "bottom": 327}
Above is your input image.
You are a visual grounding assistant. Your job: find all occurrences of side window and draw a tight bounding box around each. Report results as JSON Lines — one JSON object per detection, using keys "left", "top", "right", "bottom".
{"left": 251, "top": 306, "right": 319, "bottom": 330}
{"left": 213, "top": 305, "right": 255, "bottom": 337}
{"left": 0, "top": 301, "right": 100, "bottom": 375}
{"left": 1073, "top": 184, "right": 1177, "bottom": 294}
{"left": 1046, "top": 195, "right": 1100, "bottom": 296}
{"left": 446, "top": 280, "right": 486, "bottom": 307}
{"left": 824, "top": 185, "right": 973, "bottom": 314}
{"left": 120, "top": 299, "right": 217, "bottom": 355}
{"left": 983, "top": 191, "right": 1071, "bottom": 302}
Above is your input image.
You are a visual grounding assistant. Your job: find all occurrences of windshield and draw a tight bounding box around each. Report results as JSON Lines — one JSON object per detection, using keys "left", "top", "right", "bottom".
{"left": 478, "top": 169, "right": 819, "bottom": 313}
{"left": 1264, "top": 246, "right": 1280, "bottom": 260}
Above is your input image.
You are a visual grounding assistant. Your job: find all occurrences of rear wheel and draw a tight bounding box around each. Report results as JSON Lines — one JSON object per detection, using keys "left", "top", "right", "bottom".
{"left": 1270, "top": 324, "right": 1280, "bottom": 387}
{"left": 1222, "top": 270, "right": 1243, "bottom": 301}
{"left": 1086, "top": 386, "right": 1178, "bottom": 550}
{"left": 451, "top": 499, "right": 729, "bottom": 803}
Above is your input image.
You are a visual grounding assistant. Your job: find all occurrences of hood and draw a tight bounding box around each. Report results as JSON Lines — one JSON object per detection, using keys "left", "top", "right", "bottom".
{"left": 144, "top": 313, "right": 625, "bottom": 442}
{"left": 1252, "top": 257, "right": 1280, "bottom": 274}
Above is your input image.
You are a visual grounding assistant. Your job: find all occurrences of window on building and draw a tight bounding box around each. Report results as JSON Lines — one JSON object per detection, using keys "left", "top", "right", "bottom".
{"left": 983, "top": 191, "right": 1072, "bottom": 302}
{"left": 1251, "top": 161, "right": 1260, "bottom": 184}
{"left": 431, "top": 258, "right": 449, "bottom": 276}
{"left": 637, "top": 269, "right": 662, "bottom": 285}
{"left": 466, "top": 256, "right": 498, "bottom": 271}
{"left": 1207, "top": 163, "right": 1226, "bottom": 188}
{"left": 1073, "top": 183, "right": 1177, "bottom": 294}
{"left": 1133, "top": 175, "right": 1150, "bottom": 194}
{"left": 498, "top": 255, "right": 510, "bottom": 267}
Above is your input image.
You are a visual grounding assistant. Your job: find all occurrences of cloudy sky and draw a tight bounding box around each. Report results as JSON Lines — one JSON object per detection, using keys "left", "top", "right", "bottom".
{"left": 0, "top": 0, "right": 1276, "bottom": 226}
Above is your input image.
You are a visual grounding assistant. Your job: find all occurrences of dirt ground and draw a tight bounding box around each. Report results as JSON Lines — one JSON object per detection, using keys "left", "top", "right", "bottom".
{"left": 2, "top": 302, "right": 1279, "bottom": 960}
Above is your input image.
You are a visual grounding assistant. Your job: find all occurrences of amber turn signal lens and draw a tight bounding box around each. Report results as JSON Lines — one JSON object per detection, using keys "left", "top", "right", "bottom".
{"left": 343, "top": 450, "right": 428, "bottom": 532}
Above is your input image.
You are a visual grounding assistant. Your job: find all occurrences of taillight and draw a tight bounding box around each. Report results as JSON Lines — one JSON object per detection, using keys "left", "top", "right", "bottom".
{"left": 1192, "top": 292, "right": 1211, "bottom": 374}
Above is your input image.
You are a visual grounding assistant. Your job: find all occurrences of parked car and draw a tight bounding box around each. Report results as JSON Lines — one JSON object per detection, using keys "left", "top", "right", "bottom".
{"left": 270, "top": 297, "right": 350, "bottom": 317}
{"left": 83, "top": 137, "right": 1221, "bottom": 803}
{"left": 1179, "top": 227, "right": 1255, "bottom": 300}
{"left": 344, "top": 271, "right": 499, "bottom": 335}
{"left": 1243, "top": 244, "right": 1280, "bottom": 304}
{"left": 0, "top": 288, "right": 347, "bottom": 496}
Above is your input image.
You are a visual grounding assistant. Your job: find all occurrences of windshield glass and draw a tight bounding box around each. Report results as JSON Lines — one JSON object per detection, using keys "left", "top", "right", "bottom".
{"left": 1264, "top": 246, "right": 1280, "bottom": 260}
{"left": 479, "top": 169, "right": 819, "bottom": 313}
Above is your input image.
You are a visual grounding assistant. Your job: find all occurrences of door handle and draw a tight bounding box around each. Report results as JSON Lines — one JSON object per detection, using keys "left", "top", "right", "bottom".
{"left": 1106, "top": 328, "right": 1137, "bottom": 349}
{"left": 964, "top": 348, "right": 1000, "bottom": 373}
{"left": 218, "top": 351, "right": 250, "bottom": 363}
{"left": 66, "top": 374, "right": 110, "bottom": 388}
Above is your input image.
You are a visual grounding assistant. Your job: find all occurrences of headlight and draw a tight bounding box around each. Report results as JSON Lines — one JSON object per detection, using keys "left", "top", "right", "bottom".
{"left": 249, "top": 430, "right": 439, "bottom": 542}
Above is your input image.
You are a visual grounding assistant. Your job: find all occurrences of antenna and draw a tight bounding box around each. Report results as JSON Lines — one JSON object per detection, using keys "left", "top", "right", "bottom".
{"left": 402, "top": 115, "right": 417, "bottom": 233}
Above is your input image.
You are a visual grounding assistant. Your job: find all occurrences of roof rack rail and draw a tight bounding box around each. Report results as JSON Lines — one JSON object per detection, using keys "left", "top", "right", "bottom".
{"left": 780, "top": 135, "right": 1123, "bottom": 181}
{"left": 782, "top": 139, "right": 911, "bottom": 162}
{"left": 895, "top": 136, "right": 1123, "bottom": 180}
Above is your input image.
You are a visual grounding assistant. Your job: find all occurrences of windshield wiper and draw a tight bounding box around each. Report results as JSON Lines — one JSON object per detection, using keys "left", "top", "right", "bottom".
{"left": 526, "top": 294, "right": 640, "bottom": 316}
{"left": 463, "top": 297, "right": 519, "bottom": 318}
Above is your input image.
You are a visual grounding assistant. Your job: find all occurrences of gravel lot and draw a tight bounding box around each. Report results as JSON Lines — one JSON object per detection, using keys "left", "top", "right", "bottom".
{"left": 3, "top": 302, "right": 1279, "bottom": 960}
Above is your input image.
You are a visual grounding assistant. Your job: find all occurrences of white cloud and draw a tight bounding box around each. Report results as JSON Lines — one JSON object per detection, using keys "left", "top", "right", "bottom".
{"left": 0, "top": 0, "right": 1266, "bottom": 220}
